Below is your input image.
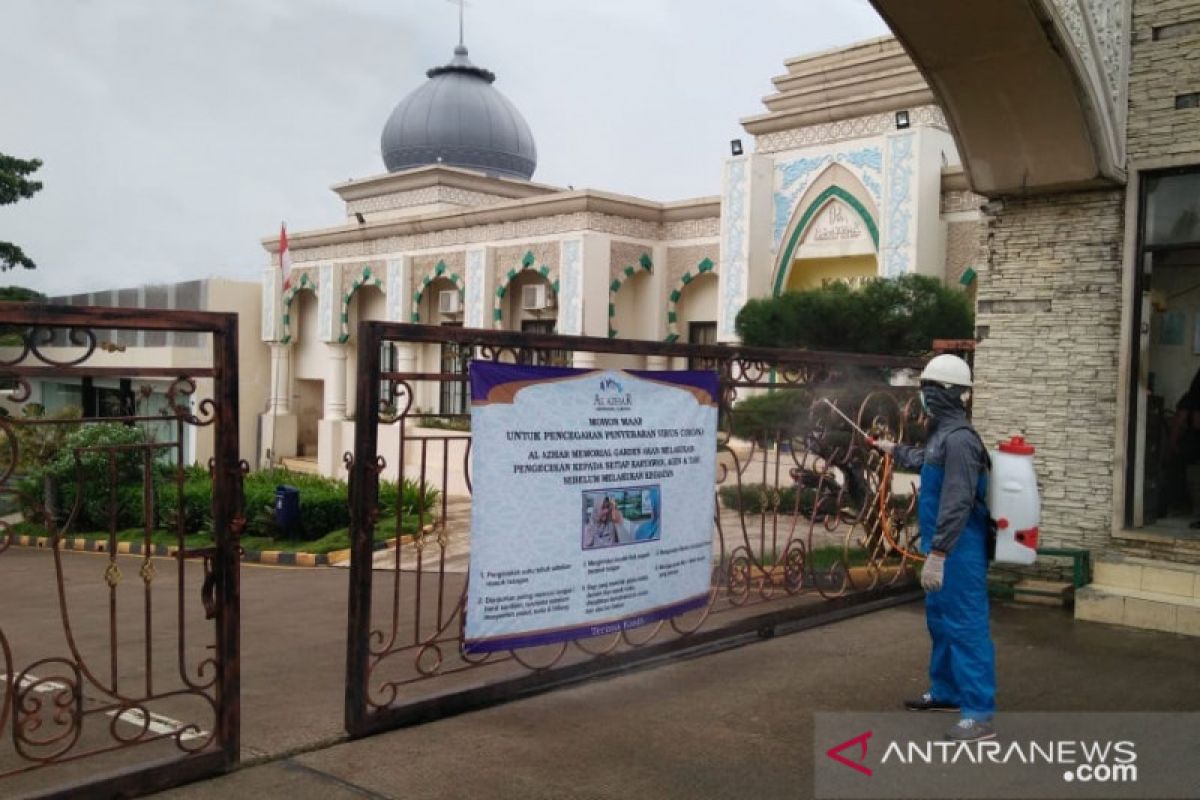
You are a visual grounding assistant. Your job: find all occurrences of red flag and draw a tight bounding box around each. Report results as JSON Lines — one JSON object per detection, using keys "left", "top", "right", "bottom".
{"left": 279, "top": 222, "right": 292, "bottom": 292}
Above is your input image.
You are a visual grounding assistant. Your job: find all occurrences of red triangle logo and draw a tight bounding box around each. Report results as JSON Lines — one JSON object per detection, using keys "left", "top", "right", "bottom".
{"left": 825, "top": 730, "right": 873, "bottom": 776}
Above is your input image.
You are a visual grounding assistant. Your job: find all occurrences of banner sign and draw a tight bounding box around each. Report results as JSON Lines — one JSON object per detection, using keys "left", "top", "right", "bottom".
{"left": 465, "top": 362, "right": 719, "bottom": 653}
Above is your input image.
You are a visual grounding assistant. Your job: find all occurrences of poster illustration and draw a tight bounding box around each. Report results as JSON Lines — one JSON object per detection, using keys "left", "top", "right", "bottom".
{"left": 464, "top": 362, "right": 719, "bottom": 653}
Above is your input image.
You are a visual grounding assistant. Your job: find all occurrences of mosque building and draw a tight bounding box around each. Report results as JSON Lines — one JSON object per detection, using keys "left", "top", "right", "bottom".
{"left": 259, "top": 35, "right": 984, "bottom": 478}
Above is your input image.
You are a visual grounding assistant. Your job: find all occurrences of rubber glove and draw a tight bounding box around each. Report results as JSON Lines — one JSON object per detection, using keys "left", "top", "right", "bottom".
{"left": 921, "top": 552, "right": 945, "bottom": 592}
{"left": 868, "top": 437, "right": 896, "bottom": 456}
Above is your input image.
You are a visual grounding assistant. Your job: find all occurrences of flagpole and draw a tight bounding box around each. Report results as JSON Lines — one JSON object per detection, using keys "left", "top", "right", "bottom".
{"left": 269, "top": 221, "right": 287, "bottom": 470}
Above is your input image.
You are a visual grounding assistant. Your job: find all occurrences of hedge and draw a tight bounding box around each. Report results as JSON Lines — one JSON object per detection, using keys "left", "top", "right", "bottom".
{"left": 19, "top": 441, "right": 439, "bottom": 542}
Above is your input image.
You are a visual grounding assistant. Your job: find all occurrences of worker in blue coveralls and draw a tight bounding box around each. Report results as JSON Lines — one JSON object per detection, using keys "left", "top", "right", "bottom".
{"left": 872, "top": 354, "right": 996, "bottom": 742}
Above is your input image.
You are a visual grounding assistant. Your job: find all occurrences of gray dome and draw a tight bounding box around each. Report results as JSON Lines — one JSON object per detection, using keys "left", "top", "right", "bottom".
{"left": 381, "top": 45, "right": 537, "bottom": 180}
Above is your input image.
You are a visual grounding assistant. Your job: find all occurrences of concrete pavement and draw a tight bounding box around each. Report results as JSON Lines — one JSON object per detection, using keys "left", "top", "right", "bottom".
{"left": 157, "top": 601, "right": 1200, "bottom": 800}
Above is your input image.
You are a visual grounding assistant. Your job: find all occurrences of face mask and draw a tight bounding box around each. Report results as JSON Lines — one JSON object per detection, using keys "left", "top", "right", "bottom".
{"left": 919, "top": 390, "right": 930, "bottom": 414}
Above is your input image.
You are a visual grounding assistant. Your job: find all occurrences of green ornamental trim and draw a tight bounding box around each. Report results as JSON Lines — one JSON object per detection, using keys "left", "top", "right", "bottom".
{"left": 663, "top": 256, "right": 718, "bottom": 342}
{"left": 410, "top": 262, "right": 464, "bottom": 325}
{"left": 492, "top": 255, "right": 559, "bottom": 329}
{"left": 607, "top": 252, "right": 653, "bottom": 338}
{"left": 340, "top": 264, "right": 385, "bottom": 342}
{"left": 772, "top": 187, "right": 879, "bottom": 297}
{"left": 280, "top": 271, "right": 317, "bottom": 344}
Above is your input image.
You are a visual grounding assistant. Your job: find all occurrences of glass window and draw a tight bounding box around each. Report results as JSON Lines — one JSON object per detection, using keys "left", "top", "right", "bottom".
{"left": 687, "top": 322, "right": 718, "bottom": 372}
{"left": 1145, "top": 170, "right": 1200, "bottom": 247}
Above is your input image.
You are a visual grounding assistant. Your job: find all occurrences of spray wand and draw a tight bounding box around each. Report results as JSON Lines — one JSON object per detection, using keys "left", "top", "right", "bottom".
{"left": 818, "top": 399, "right": 923, "bottom": 563}
{"left": 819, "top": 397, "right": 870, "bottom": 439}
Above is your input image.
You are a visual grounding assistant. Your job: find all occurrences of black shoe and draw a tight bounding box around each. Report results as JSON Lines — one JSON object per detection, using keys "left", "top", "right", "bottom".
{"left": 905, "top": 692, "right": 960, "bottom": 712}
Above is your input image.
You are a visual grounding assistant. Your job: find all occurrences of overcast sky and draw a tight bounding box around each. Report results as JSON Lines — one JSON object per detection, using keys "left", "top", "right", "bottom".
{"left": 0, "top": 0, "right": 887, "bottom": 297}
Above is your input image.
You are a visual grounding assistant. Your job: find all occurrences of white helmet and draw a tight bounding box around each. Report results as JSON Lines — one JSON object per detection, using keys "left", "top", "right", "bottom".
{"left": 920, "top": 354, "right": 973, "bottom": 387}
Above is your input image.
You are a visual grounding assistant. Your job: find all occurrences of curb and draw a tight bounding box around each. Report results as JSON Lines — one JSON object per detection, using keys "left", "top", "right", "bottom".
{"left": 7, "top": 534, "right": 332, "bottom": 567}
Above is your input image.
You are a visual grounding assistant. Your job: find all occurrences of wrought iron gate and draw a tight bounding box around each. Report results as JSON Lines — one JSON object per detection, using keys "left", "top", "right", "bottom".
{"left": 346, "top": 322, "right": 925, "bottom": 738}
{"left": 0, "top": 303, "right": 242, "bottom": 798}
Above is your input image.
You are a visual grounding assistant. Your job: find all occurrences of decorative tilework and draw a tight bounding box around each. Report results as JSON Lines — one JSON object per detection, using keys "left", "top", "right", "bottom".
{"left": 755, "top": 106, "right": 947, "bottom": 154}
{"left": 719, "top": 158, "right": 747, "bottom": 340}
{"left": 558, "top": 239, "right": 583, "bottom": 335}
{"left": 386, "top": 259, "right": 405, "bottom": 322}
{"left": 772, "top": 147, "right": 882, "bottom": 250}
{"left": 345, "top": 186, "right": 506, "bottom": 216}
{"left": 318, "top": 264, "right": 335, "bottom": 342}
{"left": 883, "top": 134, "right": 915, "bottom": 278}
{"left": 288, "top": 212, "right": 661, "bottom": 265}
{"left": 465, "top": 248, "right": 486, "bottom": 328}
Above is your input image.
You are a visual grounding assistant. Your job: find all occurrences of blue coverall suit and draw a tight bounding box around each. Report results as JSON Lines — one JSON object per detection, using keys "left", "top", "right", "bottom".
{"left": 893, "top": 384, "right": 996, "bottom": 721}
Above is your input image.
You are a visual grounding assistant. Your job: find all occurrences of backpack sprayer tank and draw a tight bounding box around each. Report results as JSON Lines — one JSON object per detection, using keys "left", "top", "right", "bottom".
{"left": 987, "top": 435, "right": 1040, "bottom": 565}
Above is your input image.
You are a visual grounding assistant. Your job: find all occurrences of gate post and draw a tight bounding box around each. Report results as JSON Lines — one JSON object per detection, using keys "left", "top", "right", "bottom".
{"left": 345, "top": 320, "right": 383, "bottom": 736}
{"left": 212, "top": 313, "right": 243, "bottom": 767}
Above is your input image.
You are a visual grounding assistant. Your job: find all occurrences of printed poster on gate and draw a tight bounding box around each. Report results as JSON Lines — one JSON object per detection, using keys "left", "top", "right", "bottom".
{"left": 464, "top": 362, "right": 718, "bottom": 653}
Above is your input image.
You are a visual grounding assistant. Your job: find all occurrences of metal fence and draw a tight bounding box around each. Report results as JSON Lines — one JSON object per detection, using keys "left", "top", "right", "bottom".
{"left": 345, "top": 323, "right": 927, "bottom": 737}
{"left": 0, "top": 303, "right": 242, "bottom": 799}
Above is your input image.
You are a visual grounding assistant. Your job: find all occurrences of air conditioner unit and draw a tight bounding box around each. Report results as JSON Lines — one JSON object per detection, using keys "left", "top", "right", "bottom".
{"left": 521, "top": 284, "right": 554, "bottom": 311}
{"left": 438, "top": 290, "right": 461, "bottom": 314}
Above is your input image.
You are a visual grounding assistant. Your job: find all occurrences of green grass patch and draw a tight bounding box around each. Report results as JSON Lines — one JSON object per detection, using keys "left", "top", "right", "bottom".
{"left": 808, "top": 546, "right": 870, "bottom": 569}
{"left": 755, "top": 546, "right": 870, "bottom": 569}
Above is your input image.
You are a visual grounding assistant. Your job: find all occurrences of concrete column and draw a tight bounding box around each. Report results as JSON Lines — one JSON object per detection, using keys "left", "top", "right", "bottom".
{"left": 396, "top": 341, "right": 416, "bottom": 374}
{"left": 259, "top": 342, "right": 298, "bottom": 467}
{"left": 325, "top": 343, "right": 348, "bottom": 421}
{"left": 572, "top": 233, "right": 609, "bottom": 368}
{"left": 269, "top": 343, "right": 291, "bottom": 413}
{"left": 647, "top": 244, "right": 669, "bottom": 342}
{"left": 646, "top": 355, "right": 670, "bottom": 372}
{"left": 579, "top": 233, "right": 611, "bottom": 339}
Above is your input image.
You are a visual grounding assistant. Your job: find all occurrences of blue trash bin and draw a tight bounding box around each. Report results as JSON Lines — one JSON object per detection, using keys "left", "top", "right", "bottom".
{"left": 275, "top": 485, "right": 300, "bottom": 536}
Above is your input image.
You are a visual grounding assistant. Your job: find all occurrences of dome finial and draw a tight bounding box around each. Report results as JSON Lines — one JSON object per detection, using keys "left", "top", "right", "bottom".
{"left": 446, "top": 0, "right": 467, "bottom": 48}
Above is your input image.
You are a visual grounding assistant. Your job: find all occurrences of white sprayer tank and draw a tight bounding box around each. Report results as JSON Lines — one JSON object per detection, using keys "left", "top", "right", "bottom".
{"left": 987, "top": 435, "right": 1040, "bottom": 565}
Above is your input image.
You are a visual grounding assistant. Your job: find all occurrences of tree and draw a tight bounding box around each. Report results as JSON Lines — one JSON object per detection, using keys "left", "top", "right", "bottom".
{"left": 734, "top": 275, "right": 974, "bottom": 356}
{"left": 0, "top": 285, "right": 45, "bottom": 302}
{"left": 0, "top": 152, "right": 43, "bottom": 271}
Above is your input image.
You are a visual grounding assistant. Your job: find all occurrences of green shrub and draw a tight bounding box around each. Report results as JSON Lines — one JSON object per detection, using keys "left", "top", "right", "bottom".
{"left": 379, "top": 479, "right": 440, "bottom": 519}
{"left": 156, "top": 468, "right": 214, "bottom": 534}
{"left": 20, "top": 422, "right": 150, "bottom": 530}
{"left": 728, "top": 388, "right": 881, "bottom": 448}
{"left": 734, "top": 274, "right": 973, "bottom": 355}
{"left": 718, "top": 483, "right": 829, "bottom": 516}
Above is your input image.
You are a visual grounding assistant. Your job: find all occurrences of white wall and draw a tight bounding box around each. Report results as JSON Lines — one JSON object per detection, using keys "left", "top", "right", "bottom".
{"left": 612, "top": 270, "right": 654, "bottom": 340}
{"left": 345, "top": 285, "right": 387, "bottom": 414}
